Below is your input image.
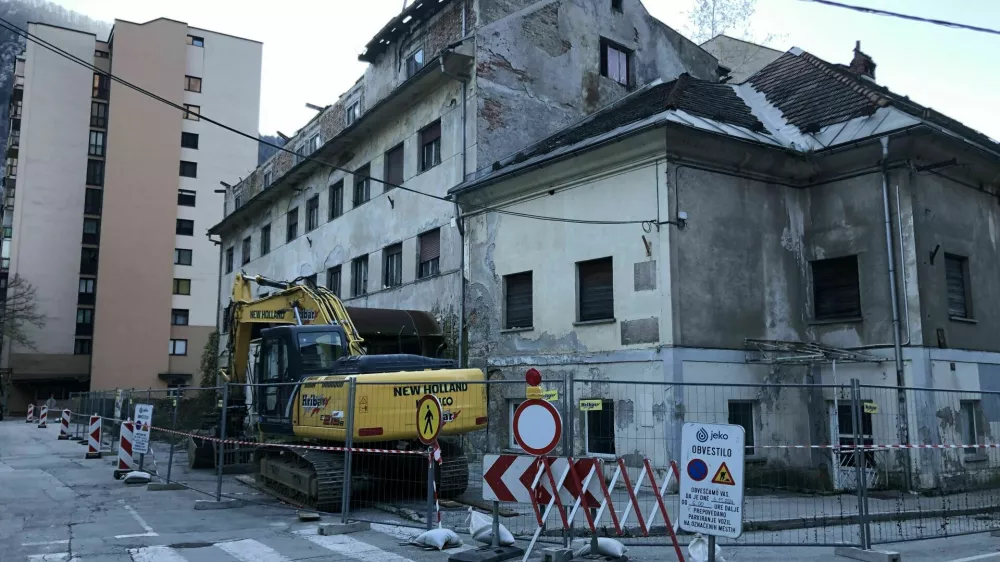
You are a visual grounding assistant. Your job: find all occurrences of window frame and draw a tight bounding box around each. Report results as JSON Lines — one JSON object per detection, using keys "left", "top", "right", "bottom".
{"left": 600, "top": 38, "right": 632, "bottom": 87}
{"left": 286, "top": 207, "right": 299, "bottom": 242}
{"left": 86, "top": 159, "right": 104, "bottom": 186}
{"left": 353, "top": 164, "right": 371, "bottom": 206}
{"left": 260, "top": 224, "right": 271, "bottom": 256}
{"left": 174, "top": 248, "right": 193, "bottom": 266}
{"left": 326, "top": 265, "right": 341, "bottom": 297}
{"left": 419, "top": 120, "right": 442, "bottom": 172}
{"left": 241, "top": 236, "right": 252, "bottom": 265}
{"left": 306, "top": 195, "right": 320, "bottom": 232}
{"left": 406, "top": 48, "right": 425, "bottom": 78}
{"left": 82, "top": 217, "right": 100, "bottom": 244}
{"left": 945, "top": 253, "right": 972, "bottom": 320}
{"left": 577, "top": 257, "right": 615, "bottom": 322}
{"left": 184, "top": 75, "right": 202, "bottom": 93}
{"left": 186, "top": 35, "right": 205, "bottom": 47}
{"left": 328, "top": 180, "right": 344, "bottom": 220}
{"left": 181, "top": 132, "right": 199, "bottom": 149}
{"left": 225, "top": 247, "right": 234, "bottom": 273}
{"left": 504, "top": 271, "right": 533, "bottom": 330}
{"left": 84, "top": 188, "right": 103, "bottom": 215}
{"left": 176, "top": 219, "right": 194, "bottom": 236}
{"left": 183, "top": 104, "right": 201, "bottom": 121}
{"left": 351, "top": 255, "right": 369, "bottom": 297}
{"left": 92, "top": 73, "right": 109, "bottom": 99}
{"left": 584, "top": 399, "right": 617, "bottom": 458}
{"left": 383, "top": 243, "right": 403, "bottom": 288}
{"left": 169, "top": 339, "right": 188, "bottom": 356}
{"left": 90, "top": 101, "right": 107, "bottom": 128}
{"left": 177, "top": 189, "right": 196, "bottom": 207}
{"left": 346, "top": 102, "right": 359, "bottom": 125}
{"left": 172, "top": 278, "right": 191, "bottom": 295}
{"left": 171, "top": 308, "right": 190, "bottom": 326}
{"left": 727, "top": 400, "right": 757, "bottom": 456}
{"left": 811, "top": 255, "right": 862, "bottom": 321}
{"left": 179, "top": 160, "right": 198, "bottom": 178}
{"left": 418, "top": 228, "right": 441, "bottom": 279}
{"left": 80, "top": 247, "right": 99, "bottom": 275}
{"left": 960, "top": 400, "right": 986, "bottom": 457}
{"left": 88, "top": 130, "right": 105, "bottom": 156}
{"left": 384, "top": 143, "right": 405, "bottom": 188}
{"left": 74, "top": 338, "right": 92, "bottom": 355}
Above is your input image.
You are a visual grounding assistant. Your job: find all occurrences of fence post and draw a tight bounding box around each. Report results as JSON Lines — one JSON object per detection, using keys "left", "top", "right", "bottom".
{"left": 491, "top": 501, "right": 501, "bottom": 548}
{"left": 217, "top": 383, "right": 229, "bottom": 502}
{"left": 850, "top": 379, "right": 870, "bottom": 550}
{"left": 167, "top": 395, "right": 179, "bottom": 484}
{"left": 138, "top": 388, "right": 151, "bottom": 472}
{"left": 341, "top": 378, "right": 357, "bottom": 523}
{"left": 426, "top": 448, "right": 435, "bottom": 531}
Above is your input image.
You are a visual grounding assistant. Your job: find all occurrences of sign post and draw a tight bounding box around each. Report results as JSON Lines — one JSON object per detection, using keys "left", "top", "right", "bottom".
{"left": 133, "top": 404, "right": 153, "bottom": 471}
{"left": 416, "top": 394, "right": 442, "bottom": 531}
{"left": 678, "top": 422, "right": 745, "bottom": 561}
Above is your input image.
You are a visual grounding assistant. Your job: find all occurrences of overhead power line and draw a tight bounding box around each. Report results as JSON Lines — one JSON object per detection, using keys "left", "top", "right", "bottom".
{"left": 798, "top": 0, "right": 1000, "bottom": 36}
{"left": 0, "top": 17, "right": 656, "bottom": 227}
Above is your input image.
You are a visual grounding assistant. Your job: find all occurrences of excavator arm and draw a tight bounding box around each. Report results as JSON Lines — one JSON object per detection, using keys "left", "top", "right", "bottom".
{"left": 224, "top": 273, "right": 365, "bottom": 384}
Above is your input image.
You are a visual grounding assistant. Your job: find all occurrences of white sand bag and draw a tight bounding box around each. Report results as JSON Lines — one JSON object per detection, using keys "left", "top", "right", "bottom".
{"left": 467, "top": 507, "right": 515, "bottom": 546}
{"left": 412, "top": 528, "right": 463, "bottom": 550}
{"left": 687, "top": 534, "right": 727, "bottom": 562}
{"left": 571, "top": 537, "right": 628, "bottom": 558}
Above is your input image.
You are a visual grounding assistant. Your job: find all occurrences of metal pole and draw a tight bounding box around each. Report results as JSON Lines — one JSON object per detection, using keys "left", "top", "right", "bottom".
{"left": 426, "top": 447, "right": 435, "bottom": 531}
{"left": 562, "top": 372, "right": 572, "bottom": 548}
{"left": 217, "top": 383, "right": 229, "bottom": 502}
{"left": 138, "top": 388, "right": 150, "bottom": 471}
{"left": 491, "top": 501, "right": 501, "bottom": 548}
{"left": 167, "top": 396, "right": 179, "bottom": 484}
{"left": 708, "top": 535, "right": 716, "bottom": 562}
{"left": 341, "top": 379, "right": 357, "bottom": 523}
{"left": 851, "top": 379, "right": 869, "bottom": 550}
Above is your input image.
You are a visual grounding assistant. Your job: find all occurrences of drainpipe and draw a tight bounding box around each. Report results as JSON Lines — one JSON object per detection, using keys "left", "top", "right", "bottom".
{"left": 881, "top": 136, "right": 912, "bottom": 489}
{"left": 441, "top": 51, "right": 469, "bottom": 367}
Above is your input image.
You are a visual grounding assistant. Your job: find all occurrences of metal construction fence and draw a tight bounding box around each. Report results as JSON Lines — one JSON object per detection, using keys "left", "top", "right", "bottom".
{"left": 65, "top": 377, "right": 1000, "bottom": 551}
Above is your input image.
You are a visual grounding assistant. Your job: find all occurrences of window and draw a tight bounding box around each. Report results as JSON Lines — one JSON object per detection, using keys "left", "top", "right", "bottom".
{"left": 181, "top": 132, "right": 199, "bottom": 149}
{"left": 346, "top": 102, "right": 359, "bottom": 125}
{"left": 420, "top": 120, "right": 441, "bottom": 171}
{"left": 961, "top": 400, "right": 985, "bottom": 455}
{"left": 812, "top": 255, "right": 861, "bottom": 321}
{"left": 728, "top": 401, "right": 756, "bottom": 455}
{"left": 260, "top": 224, "right": 271, "bottom": 255}
{"left": 88, "top": 130, "right": 105, "bottom": 156}
{"left": 578, "top": 257, "right": 614, "bottom": 321}
{"left": 286, "top": 207, "right": 299, "bottom": 242}
{"left": 176, "top": 219, "right": 194, "bottom": 236}
{"left": 86, "top": 159, "right": 104, "bottom": 186}
{"left": 78, "top": 278, "right": 95, "bottom": 305}
{"left": 173, "top": 278, "right": 191, "bottom": 295}
{"left": 600, "top": 38, "right": 631, "bottom": 87}
{"left": 946, "top": 254, "right": 971, "bottom": 319}
{"left": 836, "top": 404, "right": 874, "bottom": 468}
{"left": 82, "top": 218, "right": 100, "bottom": 244}
{"left": 328, "top": 181, "right": 343, "bottom": 220}
{"left": 80, "top": 248, "right": 98, "bottom": 275}
{"left": 326, "top": 265, "right": 341, "bottom": 296}
{"left": 611, "top": 0, "right": 623, "bottom": 11}
{"left": 90, "top": 102, "right": 107, "bottom": 128}
{"left": 351, "top": 255, "right": 368, "bottom": 297}
{"left": 263, "top": 169, "right": 273, "bottom": 187}
{"left": 310, "top": 134, "right": 321, "bottom": 153}
{"left": 384, "top": 144, "right": 404, "bottom": 189}
{"left": 504, "top": 271, "right": 533, "bottom": 329}
{"left": 84, "top": 188, "right": 102, "bottom": 215}
{"left": 174, "top": 248, "right": 192, "bottom": 266}
{"left": 306, "top": 195, "right": 320, "bottom": 232}
{"left": 186, "top": 35, "right": 205, "bottom": 47}
{"left": 225, "top": 247, "right": 234, "bottom": 273}
{"left": 183, "top": 104, "right": 200, "bottom": 121}
{"left": 241, "top": 236, "right": 251, "bottom": 265}
{"left": 184, "top": 75, "right": 202, "bottom": 92}
{"left": 94, "top": 50, "right": 109, "bottom": 58}
{"left": 76, "top": 308, "right": 94, "bottom": 336}
{"left": 383, "top": 243, "right": 403, "bottom": 288}
{"left": 179, "top": 160, "right": 198, "bottom": 178}
{"left": 585, "top": 399, "right": 616, "bottom": 456}
{"left": 92, "top": 73, "right": 109, "bottom": 99}
{"left": 171, "top": 308, "right": 189, "bottom": 326}
{"left": 353, "top": 164, "right": 371, "bottom": 205}
{"left": 74, "top": 338, "right": 92, "bottom": 355}
{"left": 169, "top": 339, "right": 188, "bottom": 356}
{"left": 418, "top": 228, "right": 440, "bottom": 278}
{"left": 177, "top": 189, "right": 196, "bottom": 206}
{"left": 406, "top": 48, "right": 425, "bottom": 78}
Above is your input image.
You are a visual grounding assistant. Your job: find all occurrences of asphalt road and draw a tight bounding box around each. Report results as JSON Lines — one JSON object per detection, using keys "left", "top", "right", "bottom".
{"left": 3, "top": 419, "right": 1000, "bottom": 562}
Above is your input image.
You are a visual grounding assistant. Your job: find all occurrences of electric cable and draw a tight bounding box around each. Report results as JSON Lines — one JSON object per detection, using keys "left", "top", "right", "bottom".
{"left": 797, "top": 0, "right": 1000, "bottom": 36}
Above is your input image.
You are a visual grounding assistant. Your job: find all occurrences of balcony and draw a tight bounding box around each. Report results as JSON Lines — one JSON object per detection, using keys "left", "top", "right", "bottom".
{"left": 5, "top": 158, "right": 17, "bottom": 179}
{"left": 13, "top": 75, "right": 23, "bottom": 88}
{"left": 9, "top": 100, "right": 21, "bottom": 120}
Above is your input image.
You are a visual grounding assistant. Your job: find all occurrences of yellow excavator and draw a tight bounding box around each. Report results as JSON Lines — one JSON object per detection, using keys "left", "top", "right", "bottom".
{"left": 192, "top": 273, "right": 486, "bottom": 511}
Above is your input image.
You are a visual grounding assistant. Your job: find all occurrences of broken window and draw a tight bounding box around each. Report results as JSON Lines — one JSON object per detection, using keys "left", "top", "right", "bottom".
{"left": 418, "top": 228, "right": 440, "bottom": 278}
{"left": 383, "top": 243, "right": 403, "bottom": 288}
{"left": 836, "top": 403, "right": 875, "bottom": 468}
{"left": 585, "top": 399, "right": 616, "bottom": 456}
{"left": 306, "top": 195, "right": 320, "bottom": 232}
{"left": 728, "top": 401, "right": 756, "bottom": 455}
{"left": 406, "top": 48, "right": 424, "bottom": 78}
{"left": 961, "top": 400, "right": 985, "bottom": 455}
{"left": 353, "top": 164, "right": 371, "bottom": 206}
{"left": 420, "top": 120, "right": 441, "bottom": 171}
{"left": 578, "top": 257, "right": 614, "bottom": 321}
{"left": 351, "top": 255, "right": 369, "bottom": 297}
{"left": 504, "top": 271, "right": 533, "bottom": 329}
{"left": 329, "top": 180, "right": 343, "bottom": 219}
{"left": 812, "top": 255, "right": 861, "bottom": 320}
{"left": 80, "top": 248, "right": 99, "bottom": 275}
{"left": 242, "top": 236, "right": 252, "bottom": 265}
{"left": 384, "top": 144, "right": 404, "bottom": 188}
{"left": 946, "top": 254, "right": 971, "bottom": 319}
{"left": 600, "top": 38, "right": 631, "bottom": 87}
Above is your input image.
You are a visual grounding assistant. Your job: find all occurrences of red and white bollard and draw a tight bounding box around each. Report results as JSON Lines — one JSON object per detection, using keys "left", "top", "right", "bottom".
{"left": 58, "top": 409, "right": 71, "bottom": 440}
{"left": 25, "top": 404, "right": 34, "bottom": 423}
{"left": 114, "top": 420, "right": 134, "bottom": 479}
{"left": 37, "top": 405, "right": 48, "bottom": 428}
{"left": 85, "top": 414, "right": 102, "bottom": 459}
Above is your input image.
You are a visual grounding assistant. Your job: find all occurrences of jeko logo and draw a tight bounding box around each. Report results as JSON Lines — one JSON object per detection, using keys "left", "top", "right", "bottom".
{"left": 696, "top": 427, "right": 710, "bottom": 443}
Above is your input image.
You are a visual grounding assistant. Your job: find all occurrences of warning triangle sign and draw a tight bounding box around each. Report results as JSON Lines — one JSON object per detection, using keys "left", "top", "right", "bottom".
{"left": 711, "top": 462, "right": 735, "bottom": 486}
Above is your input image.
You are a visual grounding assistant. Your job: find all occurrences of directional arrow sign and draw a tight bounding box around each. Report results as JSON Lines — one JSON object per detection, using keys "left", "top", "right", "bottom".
{"left": 483, "top": 455, "right": 603, "bottom": 507}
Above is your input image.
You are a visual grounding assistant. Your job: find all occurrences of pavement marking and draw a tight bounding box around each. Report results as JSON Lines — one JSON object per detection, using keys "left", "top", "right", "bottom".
{"left": 216, "top": 538, "right": 294, "bottom": 562}
{"left": 370, "top": 522, "right": 476, "bottom": 553}
{"left": 128, "top": 545, "right": 188, "bottom": 562}
{"left": 947, "top": 554, "right": 1000, "bottom": 562}
{"left": 295, "top": 530, "right": 417, "bottom": 562}
{"left": 21, "top": 540, "right": 70, "bottom": 546}
{"left": 116, "top": 503, "right": 158, "bottom": 539}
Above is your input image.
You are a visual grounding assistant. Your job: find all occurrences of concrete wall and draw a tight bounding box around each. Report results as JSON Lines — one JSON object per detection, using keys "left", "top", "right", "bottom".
{"left": 700, "top": 35, "right": 782, "bottom": 83}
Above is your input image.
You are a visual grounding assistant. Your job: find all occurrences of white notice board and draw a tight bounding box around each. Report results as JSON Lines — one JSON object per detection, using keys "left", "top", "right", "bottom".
{"left": 133, "top": 404, "right": 154, "bottom": 454}
{"left": 678, "top": 422, "right": 745, "bottom": 538}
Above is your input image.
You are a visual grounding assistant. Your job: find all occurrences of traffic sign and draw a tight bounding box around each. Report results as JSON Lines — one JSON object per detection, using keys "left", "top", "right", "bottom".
{"left": 678, "top": 422, "right": 745, "bottom": 539}
{"left": 482, "top": 454, "right": 602, "bottom": 507}
{"left": 133, "top": 404, "right": 153, "bottom": 455}
{"left": 512, "top": 399, "right": 562, "bottom": 456}
{"left": 416, "top": 394, "right": 442, "bottom": 445}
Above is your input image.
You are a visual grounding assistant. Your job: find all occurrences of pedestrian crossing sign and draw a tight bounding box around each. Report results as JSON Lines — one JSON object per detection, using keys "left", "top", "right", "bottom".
{"left": 415, "top": 394, "right": 443, "bottom": 445}
{"left": 711, "top": 462, "right": 735, "bottom": 486}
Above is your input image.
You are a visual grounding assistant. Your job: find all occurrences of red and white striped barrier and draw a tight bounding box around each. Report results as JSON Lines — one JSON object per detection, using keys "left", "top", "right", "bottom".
{"left": 25, "top": 404, "right": 34, "bottom": 423}
{"left": 85, "top": 414, "right": 102, "bottom": 459}
{"left": 114, "top": 419, "right": 134, "bottom": 479}
{"left": 58, "top": 409, "right": 71, "bottom": 439}
{"left": 37, "top": 405, "right": 48, "bottom": 428}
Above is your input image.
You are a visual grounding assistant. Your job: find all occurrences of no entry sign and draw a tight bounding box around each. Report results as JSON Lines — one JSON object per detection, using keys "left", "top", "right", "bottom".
{"left": 512, "top": 399, "right": 562, "bottom": 456}
{"left": 678, "top": 422, "right": 745, "bottom": 539}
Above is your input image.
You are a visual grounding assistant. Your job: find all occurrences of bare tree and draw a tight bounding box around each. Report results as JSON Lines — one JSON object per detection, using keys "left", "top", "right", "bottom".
{"left": 686, "top": 0, "right": 785, "bottom": 81}
{"left": 1, "top": 273, "right": 46, "bottom": 349}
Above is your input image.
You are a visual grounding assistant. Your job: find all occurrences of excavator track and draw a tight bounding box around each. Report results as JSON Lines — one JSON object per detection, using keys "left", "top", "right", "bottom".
{"left": 436, "top": 439, "right": 470, "bottom": 499}
{"left": 254, "top": 446, "right": 344, "bottom": 512}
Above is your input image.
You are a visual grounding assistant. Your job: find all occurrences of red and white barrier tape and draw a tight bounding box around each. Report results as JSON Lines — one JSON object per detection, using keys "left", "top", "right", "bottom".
{"left": 757, "top": 443, "right": 1000, "bottom": 450}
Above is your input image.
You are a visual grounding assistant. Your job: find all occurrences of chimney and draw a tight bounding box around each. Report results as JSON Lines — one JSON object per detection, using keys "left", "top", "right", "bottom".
{"left": 849, "top": 40, "right": 877, "bottom": 81}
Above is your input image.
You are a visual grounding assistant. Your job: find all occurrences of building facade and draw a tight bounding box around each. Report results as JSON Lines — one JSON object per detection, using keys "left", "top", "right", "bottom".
{"left": 1, "top": 19, "right": 261, "bottom": 412}
{"left": 211, "top": 0, "right": 720, "bottom": 361}
{"left": 452, "top": 46, "right": 1000, "bottom": 491}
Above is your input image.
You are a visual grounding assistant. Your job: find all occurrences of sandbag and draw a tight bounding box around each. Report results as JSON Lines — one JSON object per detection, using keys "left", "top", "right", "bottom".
{"left": 412, "top": 528, "right": 463, "bottom": 550}
{"left": 467, "top": 507, "right": 515, "bottom": 546}
{"left": 571, "top": 537, "right": 628, "bottom": 558}
{"left": 687, "top": 534, "right": 727, "bottom": 562}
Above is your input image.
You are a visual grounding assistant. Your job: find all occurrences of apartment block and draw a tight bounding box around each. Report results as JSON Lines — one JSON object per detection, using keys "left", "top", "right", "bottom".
{"left": 1, "top": 19, "right": 261, "bottom": 412}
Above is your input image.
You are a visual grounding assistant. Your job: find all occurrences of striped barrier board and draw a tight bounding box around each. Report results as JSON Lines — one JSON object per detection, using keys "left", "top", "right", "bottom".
{"left": 25, "top": 403, "right": 34, "bottom": 423}
{"left": 37, "top": 405, "right": 48, "bottom": 428}
{"left": 58, "top": 409, "right": 71, "bottom": 439}
{"left": 85, "top": 414, "right": 102, "bottom": 459}
{"left": 114, "top": 420, "right": 135, "bottom": 479}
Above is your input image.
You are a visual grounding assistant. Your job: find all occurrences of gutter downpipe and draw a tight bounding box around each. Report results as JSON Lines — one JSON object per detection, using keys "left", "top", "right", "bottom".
{"left": 442, "top": 49, "right": 469, "bottom": 367}
{"left": 881, "top": 136, "right": 912, "bottom": 491}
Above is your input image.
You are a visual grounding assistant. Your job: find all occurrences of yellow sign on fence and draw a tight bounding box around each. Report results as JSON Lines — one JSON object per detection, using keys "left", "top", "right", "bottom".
{"left": 579, "top": 399, "right": 603, "bottom": 412}
{"left": 526, "top": 387, "right": 559, "bottom": 401}
{"left": 863, "top": 401, "right": 879, "bottom": 414}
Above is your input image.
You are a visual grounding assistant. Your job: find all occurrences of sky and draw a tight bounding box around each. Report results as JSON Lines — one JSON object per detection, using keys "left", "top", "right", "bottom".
{"left": 47, "top": 0, "right": 1000, "bottom": 142}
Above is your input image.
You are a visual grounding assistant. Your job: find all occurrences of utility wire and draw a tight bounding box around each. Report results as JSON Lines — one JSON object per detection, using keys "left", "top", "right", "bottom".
{"left": 0, "top": 17, "right": 656, "bottom": 227}
{"left": 797, "top": 0, "right": 1000, "bottom": 36}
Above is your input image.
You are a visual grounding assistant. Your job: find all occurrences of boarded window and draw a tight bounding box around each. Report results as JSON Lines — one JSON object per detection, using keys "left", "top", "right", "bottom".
{"left": 585, "top": 399, "right": 616, "bottom": 455}
{"left": 578, "top": 257, "right": 614, "bottom": 321}
{"left": 418, "top": 228, "right": 440, "bottom": 278}
{"left": 384, "top": 144, "right": 404, "bottom": 188}
{"left": 945, "top": 254, "right": 970, "bottom": 319}
{"left": 812, "top": 255, "right": 861, "bottom": 320}
{"left": 504, "top": 271, "right": 533, "bottom": 329}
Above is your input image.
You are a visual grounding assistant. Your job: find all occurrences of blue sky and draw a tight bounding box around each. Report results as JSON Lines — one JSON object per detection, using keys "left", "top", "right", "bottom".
{"left": 51, "top": 0, "right": 1000, "bottom": 142}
